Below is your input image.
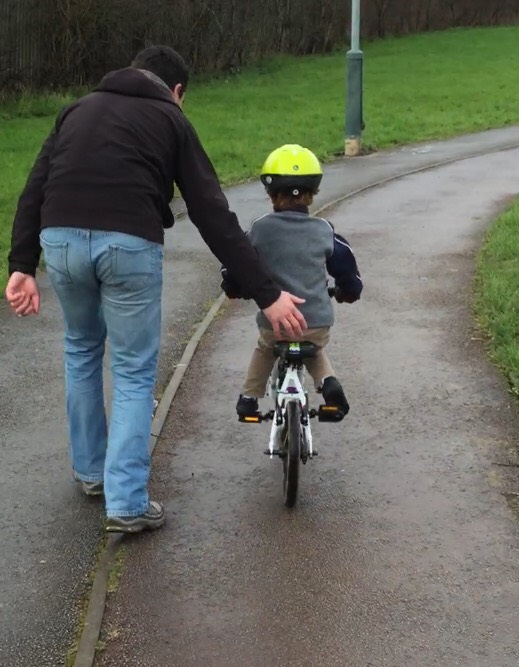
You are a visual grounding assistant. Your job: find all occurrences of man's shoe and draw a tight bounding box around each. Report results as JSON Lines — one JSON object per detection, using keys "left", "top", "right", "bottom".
{"left": 74, "top": 474, "right": 104, "bottom": 497}
{"left": 236, "top": 394, "right": 259, "bottom": 418}
{"left": 321, "top": 377, "right": 350, "bottom": 416}
{"left": 105, "top": 501, "right": 166, "bottom": 534}
{"left": 82, "top": 480, "right": 104, "bottom": 496}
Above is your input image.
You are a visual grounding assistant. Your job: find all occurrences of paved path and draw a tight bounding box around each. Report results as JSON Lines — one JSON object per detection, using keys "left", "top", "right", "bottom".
{"left": 1, "top": 127, "right": 519, "bottom": 666}
{"left": 97, "top": 146, "right": 519, "bottom": 667}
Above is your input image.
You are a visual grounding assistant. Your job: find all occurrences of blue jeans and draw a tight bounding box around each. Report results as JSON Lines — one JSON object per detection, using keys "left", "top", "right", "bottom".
{"left": 40, "top": 228, "right": 163, "bottom": 517}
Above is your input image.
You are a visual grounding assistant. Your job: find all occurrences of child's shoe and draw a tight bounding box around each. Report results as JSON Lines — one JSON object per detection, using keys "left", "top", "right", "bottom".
{"left": 236, "top": 394, "right": 259, "bottom": 417}
{"left": 321, "top": 377, "right": 350, "bottom": 415}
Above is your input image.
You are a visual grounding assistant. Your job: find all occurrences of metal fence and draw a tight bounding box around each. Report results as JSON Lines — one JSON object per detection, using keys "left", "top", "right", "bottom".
{"left": 1, "top": 0, "right": 517, "bottom": 90}
{"left": 0, "top": 0, "right": 352, "bottom": 89}
{"left": 1, "top": 0, "right": 46, "bottom": 88}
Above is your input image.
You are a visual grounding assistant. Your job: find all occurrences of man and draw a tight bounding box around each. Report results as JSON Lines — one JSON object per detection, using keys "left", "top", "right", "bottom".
{"left": 5, "top": 46, "right": 306, "bottom": 533}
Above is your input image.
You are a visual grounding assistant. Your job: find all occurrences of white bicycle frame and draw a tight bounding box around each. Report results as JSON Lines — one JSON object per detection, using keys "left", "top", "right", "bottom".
{"left": 266, "top": 360, "right": 314, "bottom": 458}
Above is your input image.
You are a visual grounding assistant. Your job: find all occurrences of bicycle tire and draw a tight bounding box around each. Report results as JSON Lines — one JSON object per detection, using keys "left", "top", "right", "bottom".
{"left": 283, "top": 401, "right": 301, "bottom": 508}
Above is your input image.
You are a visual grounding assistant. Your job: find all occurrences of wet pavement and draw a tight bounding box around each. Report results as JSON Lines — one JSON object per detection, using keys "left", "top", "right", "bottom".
{"left": 2, "top": 127, "right": 519, "bottom": 666}
{"left": 97, "top": 148, "right": 519, "bottom": 667}
{"left": 0, "top": 217, "right": 222, "bottom": 667}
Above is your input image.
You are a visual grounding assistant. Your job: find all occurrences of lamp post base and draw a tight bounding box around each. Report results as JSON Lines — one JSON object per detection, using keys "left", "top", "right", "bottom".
{"left": 345, "top": 136, "right": 362, "bottom": 157}
{"left": 345, "top": 49, "right": 364, "bottom": 158}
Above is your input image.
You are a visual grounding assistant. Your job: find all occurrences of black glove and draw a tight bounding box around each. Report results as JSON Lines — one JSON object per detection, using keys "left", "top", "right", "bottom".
{"left": 334, "top": 286, "right": 360, "bottom": 304}
{"left": 220, "top": 268, "right": 252, "bottom": 300}
{"left": 221, "top": 278, "right": 242, "bottom": 299}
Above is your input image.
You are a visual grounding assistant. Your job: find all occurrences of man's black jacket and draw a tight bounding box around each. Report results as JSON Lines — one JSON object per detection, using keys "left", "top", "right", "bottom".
{"left": 8, "top": 68, "right": 280, "bottom": 309}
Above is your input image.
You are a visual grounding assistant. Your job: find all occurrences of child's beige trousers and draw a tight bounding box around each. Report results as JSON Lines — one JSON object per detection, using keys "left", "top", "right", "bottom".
{"left": 242, "top": 327, "right": 335, "bottom": 398}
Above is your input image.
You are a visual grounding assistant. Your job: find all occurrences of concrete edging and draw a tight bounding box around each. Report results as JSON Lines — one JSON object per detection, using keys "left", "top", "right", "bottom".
{"left": 72, "top": 139, "right": 519, "bottom": 667}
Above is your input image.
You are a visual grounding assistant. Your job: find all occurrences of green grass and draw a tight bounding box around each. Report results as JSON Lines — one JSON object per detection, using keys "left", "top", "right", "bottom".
{"left": 475, "top": 198, "right": 519, "bottom": 396}
{"left": 187, "top": 26, "right": 519, "bottom": 180}
{"left": 2, "top": 26, "right": 519, "bottom": 290}
{"left": 0, "top": 90, "right": 83, "bottom": 120}
{"left": 0, "top": 116, "right": 56, "bottom": 287}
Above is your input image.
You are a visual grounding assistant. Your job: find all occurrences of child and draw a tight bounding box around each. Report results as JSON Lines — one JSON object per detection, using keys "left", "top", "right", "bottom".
{"left": 221, "top": 144, "right": 362, "bottom": 419}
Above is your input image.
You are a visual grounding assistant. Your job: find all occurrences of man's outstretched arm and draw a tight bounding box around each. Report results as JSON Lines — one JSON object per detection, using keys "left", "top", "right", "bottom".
{"left": 175, "top": 120, "right": 307, "bottom": 337}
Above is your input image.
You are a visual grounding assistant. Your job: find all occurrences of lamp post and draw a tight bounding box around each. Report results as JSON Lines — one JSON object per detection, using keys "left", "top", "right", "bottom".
{"left": 345, "top": 0, "right": 364, "bottom": 156}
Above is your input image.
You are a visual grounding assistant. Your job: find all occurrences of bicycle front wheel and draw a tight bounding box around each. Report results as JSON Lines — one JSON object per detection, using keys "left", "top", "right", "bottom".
{"left": 283, "top": 401, "right": 302, "bottom": 508}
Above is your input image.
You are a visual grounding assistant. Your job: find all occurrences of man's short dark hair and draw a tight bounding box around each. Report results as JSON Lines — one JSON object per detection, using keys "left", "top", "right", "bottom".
{"left": 131, "top": 46, "right": 189, "bottom": 92}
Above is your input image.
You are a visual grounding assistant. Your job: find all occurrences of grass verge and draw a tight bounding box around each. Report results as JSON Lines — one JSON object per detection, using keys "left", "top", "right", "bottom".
{"left": 475, "top": 198, "right": 519, "bottom": 396}
{"left": 2, "top": 26, "right": 519, "bottom": 291}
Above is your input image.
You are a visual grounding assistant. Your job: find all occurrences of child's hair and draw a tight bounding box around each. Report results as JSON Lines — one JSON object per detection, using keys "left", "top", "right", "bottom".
{"left": 270, "top": 190, "right": 314, "bottom": 211}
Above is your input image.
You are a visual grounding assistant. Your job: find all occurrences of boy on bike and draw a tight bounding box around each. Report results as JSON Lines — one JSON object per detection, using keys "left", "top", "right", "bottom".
{"left": 221, "top": 144, "right": 363, "bottom": 420}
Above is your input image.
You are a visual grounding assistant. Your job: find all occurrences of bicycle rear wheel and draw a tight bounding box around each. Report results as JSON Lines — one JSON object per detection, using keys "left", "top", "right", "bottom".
{"left": 282, "top": 401, "right": 301, "bottom": 508}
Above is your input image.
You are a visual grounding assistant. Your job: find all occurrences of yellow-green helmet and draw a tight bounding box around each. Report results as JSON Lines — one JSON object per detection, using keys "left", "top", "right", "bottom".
{"left": 260, "top": 144, "right": 323, "bottom": 195}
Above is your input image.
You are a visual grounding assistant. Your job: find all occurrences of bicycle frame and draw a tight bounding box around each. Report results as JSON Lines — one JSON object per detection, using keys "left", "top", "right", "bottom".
{"left": 266, "top": 360, "right": 314, "bottom": 459}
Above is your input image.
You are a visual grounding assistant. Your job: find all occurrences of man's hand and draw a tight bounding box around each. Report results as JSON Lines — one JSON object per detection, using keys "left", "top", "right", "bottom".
{"left": 262, "top": 291, "right": 307, "bottom": 339}
{"left": 5, "top": 272, "right": 40, "bottom": 316}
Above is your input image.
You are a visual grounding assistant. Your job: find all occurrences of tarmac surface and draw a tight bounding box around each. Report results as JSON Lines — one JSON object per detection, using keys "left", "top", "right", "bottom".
{"left": 96, "top": 145, "right": 519, "bottom": 666}
{"left": 2, "top": 127, "right": 519, "bottom": 666}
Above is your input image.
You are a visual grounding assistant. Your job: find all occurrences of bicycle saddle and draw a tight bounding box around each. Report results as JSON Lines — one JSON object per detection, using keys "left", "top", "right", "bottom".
{"left": 273, "top": 342, "right": 317, "bottom": 360}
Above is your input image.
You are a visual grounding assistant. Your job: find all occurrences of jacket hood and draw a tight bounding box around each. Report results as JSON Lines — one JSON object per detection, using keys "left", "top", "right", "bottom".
{"left": 95, "top": 68, "right": 175, "bottom": 105}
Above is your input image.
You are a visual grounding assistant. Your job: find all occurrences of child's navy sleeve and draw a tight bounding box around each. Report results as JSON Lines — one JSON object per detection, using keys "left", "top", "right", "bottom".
{"left": 326, "top": 232, "right": 363, "bottom": 301}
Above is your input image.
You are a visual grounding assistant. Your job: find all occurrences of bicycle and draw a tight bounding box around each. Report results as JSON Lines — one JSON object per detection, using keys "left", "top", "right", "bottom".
{"left": 239, "top": 288, "right": 345, "bottom": 508}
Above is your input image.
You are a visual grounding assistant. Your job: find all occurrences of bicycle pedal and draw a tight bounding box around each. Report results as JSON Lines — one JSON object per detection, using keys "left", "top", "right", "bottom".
{"left": 239, "top": 413, "right": 262, "bottom": 424}
{"left": 317, "top": 405, "right": 345, "bottom": 423}
{"left": 263, "top": 449, "right": 286, "bottom": 457}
